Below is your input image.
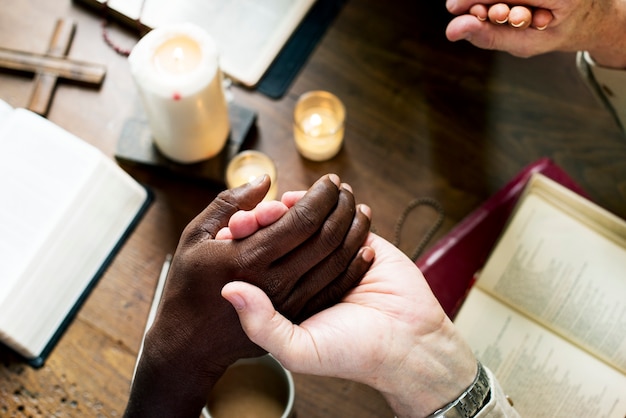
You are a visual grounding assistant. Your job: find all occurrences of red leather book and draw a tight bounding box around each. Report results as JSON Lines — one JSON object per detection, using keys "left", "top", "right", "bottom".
{"left": 416, "top": 158, "right": 588, "bottom": 319}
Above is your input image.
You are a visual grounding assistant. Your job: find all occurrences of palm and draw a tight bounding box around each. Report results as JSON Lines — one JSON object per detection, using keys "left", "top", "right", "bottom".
{"left": 290, "top": 233, "right": 448, "bottom": 383}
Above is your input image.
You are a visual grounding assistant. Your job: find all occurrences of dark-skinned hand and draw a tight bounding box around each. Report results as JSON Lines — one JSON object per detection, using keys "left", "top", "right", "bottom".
{"left": 125, "top": 174, "right": 373, "bottom": 417}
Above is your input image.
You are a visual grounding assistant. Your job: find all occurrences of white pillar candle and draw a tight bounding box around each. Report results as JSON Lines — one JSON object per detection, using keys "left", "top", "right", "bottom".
{"left": 293, "top": 91, "right": 345, "bottom": 161}
{"left": 129, "top": 23, "right": 230, "bottom": 163}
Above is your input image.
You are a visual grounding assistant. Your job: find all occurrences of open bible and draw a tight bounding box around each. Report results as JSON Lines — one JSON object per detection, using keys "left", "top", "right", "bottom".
{"left": 454, "top": 173, "right": 626, "bottom": 417}
{"left": 73, "top": 0, "right": 316, "bottom": 87}
{"left": 0, "top": 99, "right": 151, "bottom": 367}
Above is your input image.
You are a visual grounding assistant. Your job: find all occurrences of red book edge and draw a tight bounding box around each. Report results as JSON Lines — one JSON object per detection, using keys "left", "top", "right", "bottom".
{"left": 416, "top": 158, "right": 589, "bottom": 319}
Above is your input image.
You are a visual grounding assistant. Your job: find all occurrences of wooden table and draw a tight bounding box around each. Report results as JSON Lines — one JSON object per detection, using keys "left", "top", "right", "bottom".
{"left": 1, "top": 0, "right": 624, "bottom": 416}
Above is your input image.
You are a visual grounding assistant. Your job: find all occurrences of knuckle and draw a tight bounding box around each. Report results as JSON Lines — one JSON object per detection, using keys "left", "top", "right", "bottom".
{"left": 319, "top": 218, "right": 348, "bottom": 249}
{"left": 290, "top": 203, "right": 320, "bottom": 234}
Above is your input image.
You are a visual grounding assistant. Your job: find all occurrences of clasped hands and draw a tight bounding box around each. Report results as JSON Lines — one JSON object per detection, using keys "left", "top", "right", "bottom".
{"left": 126, "top": 173, "right": 476, "bottom": 418}
{"left": 127, "top": 174, "right": 372, "bottom": 416}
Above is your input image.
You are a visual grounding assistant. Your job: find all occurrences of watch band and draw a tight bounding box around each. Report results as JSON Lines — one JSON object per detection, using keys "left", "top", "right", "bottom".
{"left": 576, "top": 51, "right": 626, "bottom": 133}
{"left": 426, "top": 361, "right": 491, "bottom": 418}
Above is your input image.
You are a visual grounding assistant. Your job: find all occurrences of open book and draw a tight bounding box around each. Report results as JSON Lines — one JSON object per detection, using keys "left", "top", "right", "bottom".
{"left": 74, "top": 0, "right": 316, "bottom": 87}
{"left": 454, "top": 173, "right": 626, "bottom": 417}
{"left": 0, "top": 99, "right": 151, "bottom": 367}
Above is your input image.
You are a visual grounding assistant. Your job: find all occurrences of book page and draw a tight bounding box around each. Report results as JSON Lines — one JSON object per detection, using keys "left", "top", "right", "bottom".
{"left": 0, "top": 109, "right": 101, "bottom": 305}
{"left": 139, "top": 0, "right": 315, "bottom": 85}
{"left": 476, "top": 188, "right": 626, "bottom": 373}
{"left": 0, "top": 99, "right": 12, "bottom": 124}
{"left": 94, "top": 0, "right": 315, "bottom": 86}
{"left": 90, "top": 0, "right": 144, "bottom": 20}
{"left": 455, "top": 290, "right": 626, "bottom": 418}
{"left": 2, "top": 156, "right": 147, "bottom": 358}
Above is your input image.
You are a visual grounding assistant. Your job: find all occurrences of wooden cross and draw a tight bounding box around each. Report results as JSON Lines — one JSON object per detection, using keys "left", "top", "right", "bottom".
{"left": 0, "top": 18, "right": 106, "bottom": 116}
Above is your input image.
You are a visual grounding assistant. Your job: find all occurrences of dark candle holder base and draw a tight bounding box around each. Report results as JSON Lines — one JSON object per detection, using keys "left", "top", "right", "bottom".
{"left": 115, "top": 102, "right": 257, "bottom": 185}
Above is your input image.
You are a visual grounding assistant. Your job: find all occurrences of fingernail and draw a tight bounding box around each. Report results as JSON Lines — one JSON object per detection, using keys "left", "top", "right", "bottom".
{"left": 360, "top": 247, "right": 375, "bottom": 263}
{"left": 475, "top": 15, "right": 486, "bottom": 21}
{"left": 358, "top": 204, "right": 372, "bottom": 219}
{"left": 250, "top": 174, "right": 266, "bottom": 187}
{"left": 510, "top": 20, "right": 526, "bottom": 28}
{"left": 328, "top": 173, "right": 341, "bottom": 187}
{"left": 495, "top": 17, "right": 508, "bottom": 24}
{"left": 535, "top": 24, "right": 547, "bottom": 31}
{"left": 226, "top": 293, "right": 246, "bottom": 311}
{"left": 341, "top": 182, "right": 353, "bottom": 193}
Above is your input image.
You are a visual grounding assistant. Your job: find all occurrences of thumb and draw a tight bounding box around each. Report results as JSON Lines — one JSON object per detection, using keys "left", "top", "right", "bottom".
{"left": 446, "top": 14, "right": 485, "bottom": 42}
{"left": 221, "top": 281, "right": 299, "bottom": 360}
{"left": 186, "top": 175, "right": 271, "bottom": 239}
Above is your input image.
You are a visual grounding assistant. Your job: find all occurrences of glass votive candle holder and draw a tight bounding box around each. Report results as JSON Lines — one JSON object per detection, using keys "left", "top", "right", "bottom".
{"left": 225, "top": 150, "right": 277, "bottom": 201}
{"left": 293, "top": 90, "right": 346, "bottom": 161}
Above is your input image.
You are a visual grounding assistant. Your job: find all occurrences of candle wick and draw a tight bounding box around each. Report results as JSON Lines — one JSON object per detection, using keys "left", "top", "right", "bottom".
{"left": 173, "top": 47, "right": 184, "bottom": 62}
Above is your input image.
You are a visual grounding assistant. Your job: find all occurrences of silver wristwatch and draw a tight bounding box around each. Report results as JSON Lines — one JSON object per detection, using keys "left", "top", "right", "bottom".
{"left": 427, "top": 361, "right": 491, "bottom": 418}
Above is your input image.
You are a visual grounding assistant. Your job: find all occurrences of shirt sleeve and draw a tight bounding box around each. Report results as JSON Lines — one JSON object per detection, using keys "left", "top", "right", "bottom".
{"left": 474, "top": 366, "right": 520, "bottom": 418}
{"left": 576, "top": 51, "right": 626, "bottom": 133}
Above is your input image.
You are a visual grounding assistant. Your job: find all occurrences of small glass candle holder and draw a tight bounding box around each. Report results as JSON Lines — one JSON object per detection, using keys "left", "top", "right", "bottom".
{"left": 225, "top": 150, "right": 278, "bottom": 201}
{"left": 293, "top": 91, "right": 346, "bottom": 161}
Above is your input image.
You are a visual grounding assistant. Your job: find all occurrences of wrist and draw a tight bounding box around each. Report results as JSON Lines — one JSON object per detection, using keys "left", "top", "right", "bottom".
{"left": 586, "top": 1, "right": 626, "bottom": 69}
{"left": 125, "top": 325, "right": 226, "bottom": 417}
{"left": 423, "top": 361, "right": 490, "bottom": 418}
{"left": 374, "top": 319, "right": 478, "bottom": 418}
{"left": 586, "top": 49, "right": 626, "bottom": 70}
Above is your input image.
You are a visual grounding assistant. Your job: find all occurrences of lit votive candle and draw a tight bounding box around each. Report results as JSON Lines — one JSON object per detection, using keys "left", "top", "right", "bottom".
{"left": 226, "top": 151, "right": 277, "bottom": 201}
{"left": 293, "top": 91, "right": 346, "bottom": 161}
{"left": 128, "top": 23, "right": 230, "bottom": 163}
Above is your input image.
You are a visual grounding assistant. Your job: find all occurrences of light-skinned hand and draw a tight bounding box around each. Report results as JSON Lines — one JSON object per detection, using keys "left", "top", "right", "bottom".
{"left": 446, "top": 0, "right": 626, "bottom": 68}
{"left": 221, "top": 199, "right": 477, "bottom": 418}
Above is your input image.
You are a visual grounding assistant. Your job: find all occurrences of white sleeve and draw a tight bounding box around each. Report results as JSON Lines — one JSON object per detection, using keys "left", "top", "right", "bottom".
{"left": 474, "top": 367, "right": 520, "bottom": 418}
{"left": 576, "top": 51, "right": 626, "bottom": 133}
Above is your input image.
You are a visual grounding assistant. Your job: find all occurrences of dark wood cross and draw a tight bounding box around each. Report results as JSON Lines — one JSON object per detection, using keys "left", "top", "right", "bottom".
{"left": 0, "top": 18, "right": 106, "bottom": 116}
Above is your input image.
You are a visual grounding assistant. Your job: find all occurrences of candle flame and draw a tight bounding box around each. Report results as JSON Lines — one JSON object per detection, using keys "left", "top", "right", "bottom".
{"left": 310, "top": 113, "right": 322, "bottom": 127}
{"left": 173, "top": 47, "right": 184, "bottom": 62}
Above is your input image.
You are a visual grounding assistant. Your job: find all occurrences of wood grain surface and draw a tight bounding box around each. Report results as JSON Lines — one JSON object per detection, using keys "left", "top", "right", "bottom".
{"left": 0, "top": 0, "right": 624, "bottom": 416}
